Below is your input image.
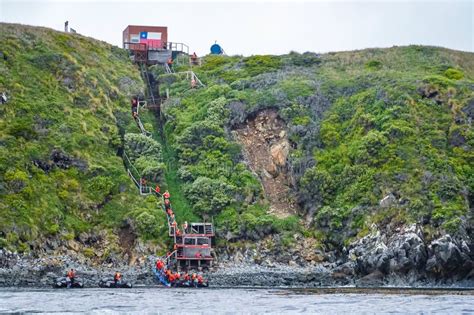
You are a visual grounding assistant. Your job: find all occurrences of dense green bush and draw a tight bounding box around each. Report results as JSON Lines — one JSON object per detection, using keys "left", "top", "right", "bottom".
{"left": 444, "top": 68, "right": 464, "bottom": 80}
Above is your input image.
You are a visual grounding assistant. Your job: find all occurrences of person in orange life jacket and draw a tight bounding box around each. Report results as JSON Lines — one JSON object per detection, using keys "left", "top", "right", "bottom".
{"left": 191, "top": 273, "right": 198, "bottom": 286}
{"left": 183, "top": 272, "right": 190, "bottom": 282}
{"left": 164, "top": 199, "right": 171, "bottom": 210}
{"left": 166, "top": 269, "right": 173, "bottom": 281}
{"left": 174, "top": 272, "right": 180, "bottom": 282}
{"left": 66, "top": 268, "right": 76, "bottom": 284}
{"left": 176, "top": 228, "right": 181, "bottom": 236}
{"left": 114, "top": 271, "right": 122, "bottom": 284}
{"left": 154, "top": 185, "right": 160, "bottom": 194}
{"left": 131, "top": 96, "right": 138, "bottom": 118}
{"left": 197, "top": 274, "right": 204, "bottom": 285}
{"left": 167, "top": 58, "right": 173, "bottom": 70}
{"left": 163, "top": 191, "right": 170, "bottom": 199}
{"left": 194, "top": 251, "right": 202, "bottom": 258}
{"left": 173, "top": 243, "right": 178, "bottom": 251}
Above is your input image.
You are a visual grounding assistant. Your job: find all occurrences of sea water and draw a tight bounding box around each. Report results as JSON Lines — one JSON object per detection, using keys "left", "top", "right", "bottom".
{"left": 0, "top": 287, "right": 472, "bottom": 314}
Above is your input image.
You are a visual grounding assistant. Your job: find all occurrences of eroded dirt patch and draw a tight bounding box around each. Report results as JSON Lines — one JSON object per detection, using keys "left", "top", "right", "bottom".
{"left": 234, "top": 109, "right": 297, "bottom": 218}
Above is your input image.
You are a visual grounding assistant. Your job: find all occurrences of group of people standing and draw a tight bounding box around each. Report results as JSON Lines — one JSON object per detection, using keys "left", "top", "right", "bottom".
{"left": 155, "top": 259, "right": 206, "bottom": 287}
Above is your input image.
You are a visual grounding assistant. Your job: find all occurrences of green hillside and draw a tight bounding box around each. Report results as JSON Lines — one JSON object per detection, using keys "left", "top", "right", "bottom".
{"left": 0, "top": 23, "right": 472, "bottom": 259}
{"left": 158, "top": 46, "right": 473, "bottom": 248}
{"left": 0, "top": 24, "right": 167, "bottom": 254}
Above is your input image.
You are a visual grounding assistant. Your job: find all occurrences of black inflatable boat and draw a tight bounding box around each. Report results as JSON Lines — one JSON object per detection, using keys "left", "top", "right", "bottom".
{"left": 53, "top": 277, "right": 84, "bottom": 288}
{"left": 98, "top": 278, "right": 132, "bottom": 288}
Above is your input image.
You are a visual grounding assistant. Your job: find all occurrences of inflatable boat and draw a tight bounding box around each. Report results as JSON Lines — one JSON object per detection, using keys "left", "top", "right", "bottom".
{"left": 98, "top": 278, "right": 132, "bottom": 288}
{"left": 53, "top": 277, "right": 84, "bottom": 288}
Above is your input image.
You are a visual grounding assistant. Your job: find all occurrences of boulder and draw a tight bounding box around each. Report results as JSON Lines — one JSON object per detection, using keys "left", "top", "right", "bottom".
{"left": 425, "top": 235, "right": 473, "bottom": 279}
{"left": 379, "top": 193, "right": 396, "bottom": 208}
{"left": 270, "top": 141, "right": 289, "bottom": 167}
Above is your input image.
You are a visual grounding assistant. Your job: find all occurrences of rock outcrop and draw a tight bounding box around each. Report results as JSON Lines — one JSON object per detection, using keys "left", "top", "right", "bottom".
{"left": 346, "top": 224, "right": 473, "bottom": 285}
{"left": 233, "top": 109, "right": 297, "bottom": 218}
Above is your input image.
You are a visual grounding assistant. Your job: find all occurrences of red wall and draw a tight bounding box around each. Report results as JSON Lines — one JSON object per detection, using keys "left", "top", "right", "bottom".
{"left": 123, "top": 25, "right": 168, "bottom": 47}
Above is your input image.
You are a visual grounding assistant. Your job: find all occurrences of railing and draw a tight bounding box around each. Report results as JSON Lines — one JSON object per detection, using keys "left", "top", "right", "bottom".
{"left": 168, "top": 70, "right": 205, "bottom": 88}
{"left": 167, "top": 42, "right": 189, "bottom": 55}
{"left": 140, "top": 63, "right": 158, "bottom": 107}
{"left": 123, "top": 152, "right": 155, "bottom": 196}
{"left": 164, "top": 63, "right": 173, "bottom": 74}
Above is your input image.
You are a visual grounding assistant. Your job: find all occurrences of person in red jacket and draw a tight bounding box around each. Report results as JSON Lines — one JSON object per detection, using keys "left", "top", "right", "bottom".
{"left": 156, "top": 259, "right": 164, "bottom": 271}
{"left": 163, "top": 191, "right": 170, "bottom": 199}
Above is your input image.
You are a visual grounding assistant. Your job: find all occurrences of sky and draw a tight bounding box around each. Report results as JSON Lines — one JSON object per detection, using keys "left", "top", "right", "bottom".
{"left": 1, "top": 0, "right": 473, "bottom": 56}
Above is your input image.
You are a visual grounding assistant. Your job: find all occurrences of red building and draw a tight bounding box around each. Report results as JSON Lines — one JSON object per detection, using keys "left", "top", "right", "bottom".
{"left": 123, "top": 25, "right": 168, "bottom": 50}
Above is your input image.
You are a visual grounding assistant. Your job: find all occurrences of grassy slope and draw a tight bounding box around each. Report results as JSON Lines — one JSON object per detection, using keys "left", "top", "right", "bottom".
{"left": 0, "top": 24, "right": 167, "bottom": 254}
{"left": 159, "top": 46, "right": 473, "bottom": 248}
{"left": 0, "top": 23, "right": 471, "bottom": 255}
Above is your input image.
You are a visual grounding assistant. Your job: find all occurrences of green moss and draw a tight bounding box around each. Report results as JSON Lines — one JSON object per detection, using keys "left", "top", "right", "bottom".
{"left": 365, "top": 60, "right": 382, "bottom": 70}
{"left": 83, "top": 247, "right": 95, "bottom": 258}
{"left": 444, "top": 68, "right": 464, "bottom": 80}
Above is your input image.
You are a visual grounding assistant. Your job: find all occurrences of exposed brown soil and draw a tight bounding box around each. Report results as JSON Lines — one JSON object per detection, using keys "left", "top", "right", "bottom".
{"left": 119, "top": 221, "right": 137, "bottom": 264}
{"left": 234, "top": 109, "right": 297, "bottom": 218}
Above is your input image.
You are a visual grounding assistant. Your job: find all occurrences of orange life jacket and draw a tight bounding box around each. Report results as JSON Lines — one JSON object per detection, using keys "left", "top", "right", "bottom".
{"left": 197, "top": 275, "right": 203, "bottom": 284}
{"left": 191, "top": 273, "right": 197, "bottom": 280}
{"left": 184, "top": 274, "right": 190, "bottom": 281}
{"left": 67, "top": 270, "right": 75, "bottom": 278}
{"left": 114, "top": 272, "right": 122, "bottom": 281}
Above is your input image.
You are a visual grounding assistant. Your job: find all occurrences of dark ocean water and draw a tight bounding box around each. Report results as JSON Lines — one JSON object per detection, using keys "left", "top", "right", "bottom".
{"left": 0, "top": 287, "right": 473, "bottom": 314}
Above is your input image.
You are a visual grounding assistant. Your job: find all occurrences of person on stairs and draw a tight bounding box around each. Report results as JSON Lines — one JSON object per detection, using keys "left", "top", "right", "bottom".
{"left": 167, "top": 58, "right": 173, "bottom": 71}
{"left": 156, "top": 259, "right": 165, "bottom": 271}
{"left": 183, "top": 221, "right": 188, "bottom": 234}
{"left": 190, "top": 52, "right": 198, "bottom": 66}
{"left": 140, "top": 177, "right": 147, "bottom": 193}
{"left": 131, "top": 96, "right": 138, "bottom": 119}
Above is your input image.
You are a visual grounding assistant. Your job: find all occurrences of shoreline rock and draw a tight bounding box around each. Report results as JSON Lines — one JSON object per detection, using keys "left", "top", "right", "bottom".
{"left": 0, "top": 223, "right": 472, "bottom": 288}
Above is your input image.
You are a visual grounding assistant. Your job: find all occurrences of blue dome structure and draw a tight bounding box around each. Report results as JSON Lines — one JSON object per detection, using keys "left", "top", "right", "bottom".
{"left": 210, "top": 43, "right": 223, "bottom": 55}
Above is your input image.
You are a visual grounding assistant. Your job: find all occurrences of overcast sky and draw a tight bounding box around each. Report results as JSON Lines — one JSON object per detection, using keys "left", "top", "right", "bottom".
{"left": 1, "top": 0, "right": 473, "bottom": 56}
